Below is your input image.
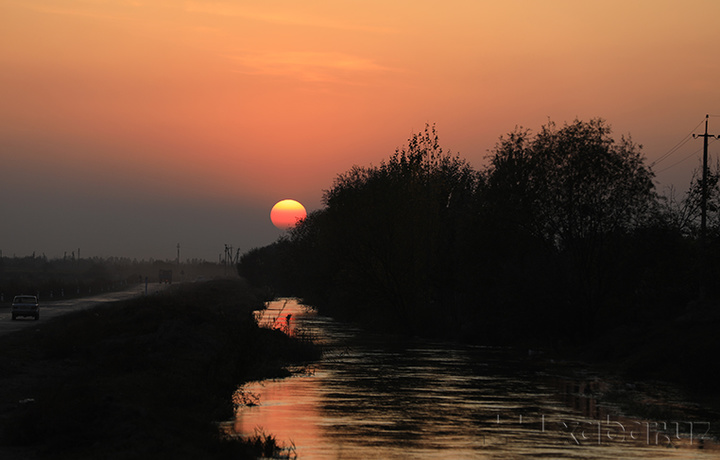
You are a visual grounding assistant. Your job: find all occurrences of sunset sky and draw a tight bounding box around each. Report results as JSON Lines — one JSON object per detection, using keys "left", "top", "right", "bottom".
{"left": 2, "top": 0, "right": 719, "bottom": 261}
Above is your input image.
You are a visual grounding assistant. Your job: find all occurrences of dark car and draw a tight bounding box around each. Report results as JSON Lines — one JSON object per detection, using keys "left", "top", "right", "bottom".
{"left": 11, "top": 295, "right": 39, "bottom": 320}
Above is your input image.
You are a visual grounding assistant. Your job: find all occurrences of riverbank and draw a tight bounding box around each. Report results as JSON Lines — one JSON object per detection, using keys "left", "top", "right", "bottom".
{"left": 577, "top": 298, "right": 720, "bottom": 416}
{"left": 0, "top": 279, "right": 320, "bottom": 459}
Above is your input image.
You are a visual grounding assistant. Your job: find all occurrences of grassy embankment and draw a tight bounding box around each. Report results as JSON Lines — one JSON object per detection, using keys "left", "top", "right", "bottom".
{"left": 0, "top": 278, "right": 319, "bottom": 459}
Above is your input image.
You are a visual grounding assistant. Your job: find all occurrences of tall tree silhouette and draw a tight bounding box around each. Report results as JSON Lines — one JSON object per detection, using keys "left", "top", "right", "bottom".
{"left": 316, "top": 125, "right": 478, "bottom": 332}
{"left": 483, "top": 119, "right": 656, "bottom": 334}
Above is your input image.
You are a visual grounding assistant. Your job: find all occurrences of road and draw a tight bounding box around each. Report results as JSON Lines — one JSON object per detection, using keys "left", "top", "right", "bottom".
{"left": 0, "top": 284, "right": 167, "bottom": 338}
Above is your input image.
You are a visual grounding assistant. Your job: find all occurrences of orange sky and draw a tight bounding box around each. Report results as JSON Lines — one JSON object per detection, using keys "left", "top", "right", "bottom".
{"left": 1, "top": 0, "right": 719, "bottom": 259}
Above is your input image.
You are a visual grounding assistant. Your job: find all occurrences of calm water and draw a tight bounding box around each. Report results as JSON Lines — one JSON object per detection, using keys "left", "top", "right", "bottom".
{"left": 227, "top": 299, "right": 718, "bottom": 459}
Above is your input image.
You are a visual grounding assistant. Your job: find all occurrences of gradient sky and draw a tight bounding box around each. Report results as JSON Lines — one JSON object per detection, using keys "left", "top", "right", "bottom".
{"left": 2, "top": 0, "right": 719, "bottom": 261}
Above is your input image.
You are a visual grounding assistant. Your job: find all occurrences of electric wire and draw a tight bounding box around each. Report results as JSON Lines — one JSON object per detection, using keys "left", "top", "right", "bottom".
{"left": 650, "top": 118, "right": 705, "bottom": 168}
{"left": 655, "top": 146, "right": 703, "bottom": 174}
{"left": 650, "top": 136, "right": 693, "bottom": 167}
{"left": 655, "top": 137, "right": 719, "bottom": 174}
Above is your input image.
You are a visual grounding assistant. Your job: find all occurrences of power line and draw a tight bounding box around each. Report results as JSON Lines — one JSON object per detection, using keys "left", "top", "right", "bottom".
{"left": 651, "top": 118, "right": 706, "bottom": 168}
{"left": 651, "top": 137, "right": 694, "bottom": 168}
{"left": 654, "top": 137, "right": 717, "bottom": 174}
{"left": 654, "top": 145, "right": 705, "bottom": 174}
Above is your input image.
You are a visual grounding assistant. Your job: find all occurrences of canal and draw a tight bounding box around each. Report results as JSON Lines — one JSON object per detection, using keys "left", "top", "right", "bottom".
{"left": 229, "top": 299, "right": 718, "bottom": 459}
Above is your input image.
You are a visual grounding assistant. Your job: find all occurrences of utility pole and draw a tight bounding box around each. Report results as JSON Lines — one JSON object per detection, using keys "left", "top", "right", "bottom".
{"left": 177, "top": 243, "right": 181, "bottom": 267}
{"left": 693, "top": 115, "right": 719, "bottom": 242}
{"left": 693, "top": 114, "right": 718, "bottom": 299}
{"left": 224, "top": 244, "right": 229, "bottom": 276}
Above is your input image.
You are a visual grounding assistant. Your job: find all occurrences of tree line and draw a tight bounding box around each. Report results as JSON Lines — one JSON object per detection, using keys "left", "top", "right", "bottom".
{"left": 0, "top": 255, "right": 230, "bottom": 301}
{"left": 239, "top": 119, "right": 720, "bottom": 346}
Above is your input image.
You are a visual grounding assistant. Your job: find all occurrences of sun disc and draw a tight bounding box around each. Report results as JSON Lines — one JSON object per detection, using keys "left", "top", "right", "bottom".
{"left": 270, "top": 199, "right": 307, "bottom": 230}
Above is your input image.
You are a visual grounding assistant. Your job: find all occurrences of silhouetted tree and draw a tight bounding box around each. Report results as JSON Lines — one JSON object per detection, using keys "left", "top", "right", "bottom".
{"left": 662, "top": 159, "right": 720, "bottom": 238}
{"left": 238, "top": 118, "right": 713, "bottom": 345}
{"left": 485, "top": 119, "right": 655, "bottom": 244}
{"left": 483, "top": 119, "right": 657, "bottom": 336}
{"left": 303, "top": 125, "right": 479, "bottom": 333}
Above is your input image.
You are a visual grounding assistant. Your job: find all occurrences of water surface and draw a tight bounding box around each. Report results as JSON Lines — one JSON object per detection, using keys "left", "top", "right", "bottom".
{"left": 230, "top": 299, "right": 718, "bottom": 459}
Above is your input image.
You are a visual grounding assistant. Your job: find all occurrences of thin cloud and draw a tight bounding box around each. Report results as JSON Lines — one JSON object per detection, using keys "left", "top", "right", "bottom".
{"left": 16, "top": 0, "right": 143, "bottom": 23}
{"left": 229, "top": 51, "right": 394, "bottom": 83}
{"left": 184, "top": 1, "right": 394, "bottom": 34}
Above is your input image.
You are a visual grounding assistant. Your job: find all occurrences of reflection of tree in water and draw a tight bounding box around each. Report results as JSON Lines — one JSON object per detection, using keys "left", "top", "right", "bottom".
{"left": 238, "top": 302, "right": 720, "bottom": 457}
{"left": 318, "top": 336, "right": 545, "bottom": 446}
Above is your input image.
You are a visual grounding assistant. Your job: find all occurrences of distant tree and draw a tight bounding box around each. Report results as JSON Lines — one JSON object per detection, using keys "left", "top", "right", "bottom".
{"left": 485, "top": 118, "right": 656, "bottom": 246}
{"left": 662, "top": 158, "right": 720, "bottom": 238}
{"left": 237, "top": 239, "right": 297, "bottom": 296}
{"left": 483, "top": 119, "right": 658, "bottom": 335}
{"left": 309, "top": 124, "right": 479, "bottom": 333}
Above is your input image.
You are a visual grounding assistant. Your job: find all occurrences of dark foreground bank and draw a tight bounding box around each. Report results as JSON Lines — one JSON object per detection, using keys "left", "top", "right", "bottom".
{"left": 0, "top": 279, "right": 320, "bottom": 459}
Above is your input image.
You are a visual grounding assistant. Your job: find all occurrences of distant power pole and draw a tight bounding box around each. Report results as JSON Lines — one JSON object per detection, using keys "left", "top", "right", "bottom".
{"left": 693, "top": 114, "right": 718, "bottom": 299}
{"left": 177, "top": 243, "right": 181, "bottom": 267}
{"left": 693, "top": 114, "right": 719, "bottom": 243}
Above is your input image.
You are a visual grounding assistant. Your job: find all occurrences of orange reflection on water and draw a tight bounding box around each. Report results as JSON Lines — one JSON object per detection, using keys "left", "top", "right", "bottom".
{"left": 232, "top": 376, "right": 326, "bottom": 454}
{"left": 234, "top": 299, "right": 720, "bottom": 459}
{"left": 254, "top": 299, "right": 300, "bottom": 334}
{"left": 238, "top": 299, "right": 328, "bottom": 455}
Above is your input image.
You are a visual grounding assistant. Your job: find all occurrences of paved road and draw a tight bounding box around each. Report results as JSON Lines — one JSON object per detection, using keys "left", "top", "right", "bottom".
{"left": 0, "top": 284, "right": 165, "bottom": 338}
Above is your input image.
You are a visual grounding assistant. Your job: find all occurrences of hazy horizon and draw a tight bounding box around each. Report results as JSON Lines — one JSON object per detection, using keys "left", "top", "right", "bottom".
{"left": 2, "top": 1, "right": 719, "bottom": 261}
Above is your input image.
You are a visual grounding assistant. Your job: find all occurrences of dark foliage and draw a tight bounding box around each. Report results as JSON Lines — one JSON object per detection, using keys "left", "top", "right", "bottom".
{"left": 237, "top": 119, "right": 720, "bottom": 353}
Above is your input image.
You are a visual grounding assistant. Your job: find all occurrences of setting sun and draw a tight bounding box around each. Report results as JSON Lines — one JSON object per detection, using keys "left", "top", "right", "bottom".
{"left": 270, "top": 199, "right": 307, "bottom": 230}
{"left": 1, "top": 0, "right": 718, "bottom": 259}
